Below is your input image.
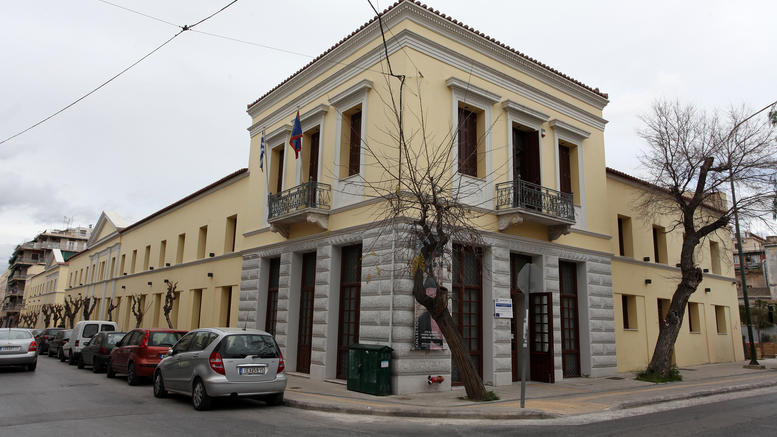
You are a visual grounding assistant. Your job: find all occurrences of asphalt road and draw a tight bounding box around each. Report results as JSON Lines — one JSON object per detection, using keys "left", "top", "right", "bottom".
{"left": 1, "top": 356, "right": 776, "bottom": 436}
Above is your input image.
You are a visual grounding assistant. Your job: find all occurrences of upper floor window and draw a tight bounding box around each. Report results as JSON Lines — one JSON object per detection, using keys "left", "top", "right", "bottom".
{"left": 617, "top": 215, "right": 633, "bottom": 257}
{"left": 652, "top": 225, "right": 667, "bottom": 264}
{"left": 550, "top": 119, "right": 590, "bottom": 206}
{"left": 329, "top": 79, "right": 372, "bottom": 180}
{"left": 457, "top": 106, "right": 481, "bottom": 178}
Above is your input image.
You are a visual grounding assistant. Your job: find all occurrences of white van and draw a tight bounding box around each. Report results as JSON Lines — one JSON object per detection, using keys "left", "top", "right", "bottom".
{"left": 65, "top": 320, "right": 117, "bottom": 365}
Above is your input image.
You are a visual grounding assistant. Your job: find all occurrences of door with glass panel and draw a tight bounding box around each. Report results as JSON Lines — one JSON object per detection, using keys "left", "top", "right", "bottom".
{"left": 559, "top": 261, "right": 580, "bottom": 378}
{"left": 529, "top": 292, "right": 554, "bottom": 382}
{"left": 451, "top": 245, "right": 483, "bottom": 385}
{"left": 336, "top": 244, "right": 362, "bottom": 380}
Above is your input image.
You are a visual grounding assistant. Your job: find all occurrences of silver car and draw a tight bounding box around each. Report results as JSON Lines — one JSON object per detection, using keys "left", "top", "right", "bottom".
{"left": 0, "top": 328, "right": 38, "bottom": 371}
{"left": 153, "top": 328, "right": 286, "bottom": 410}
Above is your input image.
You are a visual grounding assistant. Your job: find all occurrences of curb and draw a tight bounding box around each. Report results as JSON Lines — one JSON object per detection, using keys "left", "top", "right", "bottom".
{"left": 615, "top": 380, "right": 777, "bottom": 410}
{"left": 283, "top": 397, "right": 556, "bottom": 419}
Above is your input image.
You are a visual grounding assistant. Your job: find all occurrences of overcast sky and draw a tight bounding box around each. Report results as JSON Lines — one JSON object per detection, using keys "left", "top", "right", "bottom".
{"left": 1, "top": 0, "right": 775, "bottom": 267}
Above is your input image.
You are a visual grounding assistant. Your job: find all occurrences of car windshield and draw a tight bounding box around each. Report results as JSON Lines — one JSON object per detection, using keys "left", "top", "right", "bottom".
{"left": 106, "top": 333, "right": 125, "bottom": 345}
{"left": 148, "top": 332, "right": 185, "bottom": 347}
{"left": 219, "top": 334, "right": 279, "bottom": 359}
{"left": 0, "top": 330, "right": 33, "bottom": 340}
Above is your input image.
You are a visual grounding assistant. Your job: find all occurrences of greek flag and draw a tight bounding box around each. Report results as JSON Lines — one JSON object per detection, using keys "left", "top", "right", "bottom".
{"left": 259, "top": 131, "right": 265, "bottom": 172}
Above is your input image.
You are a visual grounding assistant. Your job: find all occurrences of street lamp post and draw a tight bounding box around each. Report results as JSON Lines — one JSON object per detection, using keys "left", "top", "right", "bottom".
{"left": 731, "top": 173, "right": 759, "bottom": 366}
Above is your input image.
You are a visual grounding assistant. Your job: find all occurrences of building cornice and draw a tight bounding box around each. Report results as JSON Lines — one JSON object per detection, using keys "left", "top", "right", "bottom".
{"left": 246, "top": 1, "right": 608, "bottom": 116}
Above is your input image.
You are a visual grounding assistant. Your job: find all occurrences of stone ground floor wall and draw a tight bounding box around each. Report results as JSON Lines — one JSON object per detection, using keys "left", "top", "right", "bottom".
{"left": 239, "top": 223, "right": 616, "bottom": 394}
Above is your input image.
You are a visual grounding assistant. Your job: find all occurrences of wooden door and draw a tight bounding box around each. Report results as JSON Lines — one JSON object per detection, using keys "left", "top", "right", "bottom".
{"left": 513, "top": 127, "right": 541, "bottom": 185}
{"left": 529, "top": 292, "right": 554, "bottom": 383}
{"left": 559, "top": 261, "right": 580, "bottom": 377}
{"left": 336, "top": 244, "right": 362, "bottom": 380}
{"left": 559, "top": 145, "right": 572, "bottom": 194}
{"left": 510, "top": 254, "right": 532, "bottom": 382}
{"left": 308, "top": 132, "right": 319, "bottom": 182}
{"left": 296, "top": 252, "right": 316, "bottom": 373}
{"left": 265, "top": 258, "right": 280, "bottom": 336}
{"left": 451, "top": 245, "right": 483, "bottom": 385}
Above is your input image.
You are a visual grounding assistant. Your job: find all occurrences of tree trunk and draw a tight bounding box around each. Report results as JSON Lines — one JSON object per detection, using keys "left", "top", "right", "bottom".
{"left": 164, "top": 313, "right": 174, "bottom": 329}
{"left": 411, "top": 265, "right": 487, "bottom": 401}
{"left": 647, "top": 269, "right": 701, "bottom": 376}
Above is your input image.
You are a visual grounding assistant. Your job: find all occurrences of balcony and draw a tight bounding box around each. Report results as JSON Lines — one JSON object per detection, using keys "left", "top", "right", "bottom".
{"left": 267, "top": 181, "right": 332, "bottom": 238}
{"left": 495, "top": 180, "right": 575, "bottom": 240}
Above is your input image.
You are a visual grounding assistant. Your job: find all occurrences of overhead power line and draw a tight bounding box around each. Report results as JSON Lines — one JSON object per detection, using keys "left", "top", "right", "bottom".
{"left": 0, "top": 0, "right": 238, "bottom": 145}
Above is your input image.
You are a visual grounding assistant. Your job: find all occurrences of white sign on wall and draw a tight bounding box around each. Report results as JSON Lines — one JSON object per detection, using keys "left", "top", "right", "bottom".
{"left": 494, "top": 298, "right": 513, "bottom": 319}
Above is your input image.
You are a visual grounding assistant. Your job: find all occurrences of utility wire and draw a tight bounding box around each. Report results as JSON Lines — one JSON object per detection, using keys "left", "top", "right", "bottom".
{"left": 0, "top": 0, "right": 238, "bottom": 145}
{"left": 96, "top": 0, "right": 400, "bottom": 78}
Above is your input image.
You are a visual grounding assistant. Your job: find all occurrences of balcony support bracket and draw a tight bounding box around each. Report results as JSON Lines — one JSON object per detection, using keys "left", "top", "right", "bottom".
{"left": 269, "top": 224, "right": 290, "bottom": 239}
{"left": 498, "top": 212, "right": 524, "bottom": 231}
{"left": 548, "top": 224, "right": 571, "bottom": 241}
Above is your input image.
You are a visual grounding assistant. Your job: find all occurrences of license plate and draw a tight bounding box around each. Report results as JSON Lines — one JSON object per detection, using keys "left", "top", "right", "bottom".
{"left": 238, "top": 366, "right": 265, "bottom": 375}
{"left": 160, "top": 354, "right": 166, "bottom": 359}
{"left": 1, "top": 346, "right": 20, "bottom": 352}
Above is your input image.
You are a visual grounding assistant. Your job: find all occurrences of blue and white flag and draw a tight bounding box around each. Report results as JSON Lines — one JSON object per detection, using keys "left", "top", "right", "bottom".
{"left": 259, "top": 131, "right": 266, "bottom": 172}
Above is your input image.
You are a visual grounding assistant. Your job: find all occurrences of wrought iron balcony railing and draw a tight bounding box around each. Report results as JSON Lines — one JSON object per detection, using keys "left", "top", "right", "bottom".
{"left": 495, "top": 179, "right": 575, "bottom": 221}
{"left": 268, "top": 181, "right": 332, "bottom": 221}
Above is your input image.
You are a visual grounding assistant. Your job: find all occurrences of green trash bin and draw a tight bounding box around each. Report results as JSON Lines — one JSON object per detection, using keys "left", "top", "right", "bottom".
{"left": 347, "top": 344, "right": 393, "bottom": 396}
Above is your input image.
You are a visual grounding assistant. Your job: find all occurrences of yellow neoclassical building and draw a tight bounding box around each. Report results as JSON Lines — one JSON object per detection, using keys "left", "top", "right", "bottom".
{"left": 25, "top": 0, "right": 741, "bottom": 393}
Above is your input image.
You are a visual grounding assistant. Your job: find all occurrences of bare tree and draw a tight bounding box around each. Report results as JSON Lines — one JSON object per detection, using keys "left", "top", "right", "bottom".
{"left": 82, "top": 296, "right": 97, "bottom": 321}
{"left": 105, "top": 298, "right": 119, "bottom": 322}
{"left": 162, "top": 281, "right": 179, "bottom": 329}
{"left": 63, "top": 295, "right": 84, "bottom": 328}
{"left": 130, "top": 294, "right": 152, "bottom": 329}
{"left": 41, "top": 304, "right": 53, "bottom": 328}
{"left": 52, "top": 304, "right": 64, "bottom": 328}
{"left": 639, "top": 100, "right": 777, "bottom": 378}
{"left": 29, "top": 312, "right": 39, "bottom": 328}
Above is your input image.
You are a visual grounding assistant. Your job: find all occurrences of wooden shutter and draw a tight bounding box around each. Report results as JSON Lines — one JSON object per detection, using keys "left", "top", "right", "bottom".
{"left": 309, "top": 132, "right": 319, "bottom": 182}
{"left": 458, "top": 108, "right": 477, "bottom": 177}
{"left": 275, "top": 148, "right": 284, "bottom": 193}
{"left": 348, "top": 112, "right": 361, "bottom": 176}
{"left": 559, "top": 145, "right": 572, "bottom": 194}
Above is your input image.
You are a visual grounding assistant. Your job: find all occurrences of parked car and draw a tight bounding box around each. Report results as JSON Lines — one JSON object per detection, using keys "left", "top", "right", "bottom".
{"left": 0, "top": 328, "right": 38, "bottom": 371}
{"left": 78, "top": 331, "right": 126, "bottom": 372}
{"left": 107, "top": 329, "right": 187, "bottom": 385}
{"left": 153, "top": 328, "right": 286, "bottom": 410}
{"left": 50, "top": 329, "right": 71, "bottom": 360}
{"left": 65, "top": 320, "right": 117, "bottom": 365}
{"left": 37, "top": 327, "right": 65, "bottom": 354}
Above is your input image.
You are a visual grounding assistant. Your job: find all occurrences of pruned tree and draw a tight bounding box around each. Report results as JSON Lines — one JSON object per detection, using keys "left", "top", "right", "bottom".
{"left": 740, "top": 300, "right": 774, "bottom": 356}
{"left": 105, "top": 298, "right": 119, "bottom": 322}
{"left": 342, "top": 3, "right": 502, "bottom": 401}
{"left": 130, "top": 294, "right": 152, "bottom": 329}
{"left": 162, "top": 281, "right": 179, "bottom": 329}
{"left": 41, "top": 304, "right": 53, "bottom": 328}
{"left": 52, "top": 304, "right": 64, "bottom": 328}
{"left": 82, "top": 296, "right": 97, "bottom": 321}
{"left": 63, "top": 294, "right": 84, "bottom": 328}
{"left": 29, "top": 311, "right": 39, "bottom": 328}
{"left": 639, "top": 100, "right": 777, "bottom": 378}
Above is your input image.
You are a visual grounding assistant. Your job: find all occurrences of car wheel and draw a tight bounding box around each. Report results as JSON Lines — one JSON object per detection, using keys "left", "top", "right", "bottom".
{"left": 59, "top": 349, "right": 65, "bottom": 362}
{"left": 27, "top": 362, "right": 37, "bottom": 372}
{"left": 153, "top": 372, "right": 168, "bottom": 398}
{"left": 192, "top": 379, "right": 212, "bottom": 411}
{"left": 106, "top": 359, "right": 116, "bottom": 378}
{"left": 127, "top": 362, "right": 139, "bottom": 386}
{"left": 92, "top": 357, "right": 102, "bottom": 373}
{"left": 68, "top": 352, "right": 76, "bottom": 366}
{"left": 77, "top": 355, "right": 85, "bottom": 369}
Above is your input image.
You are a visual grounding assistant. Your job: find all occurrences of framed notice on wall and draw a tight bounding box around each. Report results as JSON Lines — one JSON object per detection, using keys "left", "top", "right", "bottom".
{"left": 494, "top": 297, "right": 513, "bottom": 319}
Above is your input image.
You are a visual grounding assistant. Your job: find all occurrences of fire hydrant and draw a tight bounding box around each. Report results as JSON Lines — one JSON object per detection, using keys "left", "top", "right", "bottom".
{"left": 427, "top": 375, "right": 444, "bottom": 385}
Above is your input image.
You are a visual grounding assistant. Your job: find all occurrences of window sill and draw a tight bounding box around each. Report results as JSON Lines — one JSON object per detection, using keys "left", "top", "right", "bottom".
{"left": 623, "top": 328, "right": 639, "bottom": 332}
{"left": 338, "top": 173, "right": 362, "bottom": 182}
{"left": 689, "top": 331, "right": 702, "bottom": 335}
{"left": 717, "top": 332, "right": 729, "bottom": 335}
{"left": 457, "top": 172, "right": 486, "bottom": 182}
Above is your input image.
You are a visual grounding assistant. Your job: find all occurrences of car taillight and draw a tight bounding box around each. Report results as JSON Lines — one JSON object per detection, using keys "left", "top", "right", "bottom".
{"left": 99, "top": 346, "right": 107, "bottom": 355}
{"left": 277, "top": 351, "right": 285, "bottom": 374}
{"left": 140, "top": 332, "right": 148, "bottom": 349}
{"left": 74, "top": 340, "right": 79, "bottom": 347}
{"left": 209, "top": 351, "right": 225, "bottom": 375}
{"left": 43, "top": 335, "right": 49, "bottom": 341}
{"left": 28, "top": 341, "right": 37, "bottom": 352}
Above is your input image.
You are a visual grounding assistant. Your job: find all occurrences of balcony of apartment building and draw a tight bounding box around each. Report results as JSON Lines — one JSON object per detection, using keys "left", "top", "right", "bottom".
{"left": 267, "top": 179, "right": 331, "bottom": 238}
{"left": 495, "top": 179, "right": 575, "bottom": 239}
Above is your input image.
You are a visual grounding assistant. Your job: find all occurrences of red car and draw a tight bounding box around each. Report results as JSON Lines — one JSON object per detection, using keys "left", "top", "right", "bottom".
{"left": 107, "top": 329, "right": 187, "bottom": 385}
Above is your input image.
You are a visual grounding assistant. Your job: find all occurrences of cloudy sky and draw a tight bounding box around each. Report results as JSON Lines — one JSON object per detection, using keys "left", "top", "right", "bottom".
{"left": 1, "top": 0, "right": 775, "bottom": 267}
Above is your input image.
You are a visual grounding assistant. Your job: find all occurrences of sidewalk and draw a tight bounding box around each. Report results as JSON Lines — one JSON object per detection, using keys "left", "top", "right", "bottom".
{"left": 283, "top": 359, "right": 777, "bottom": 419}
